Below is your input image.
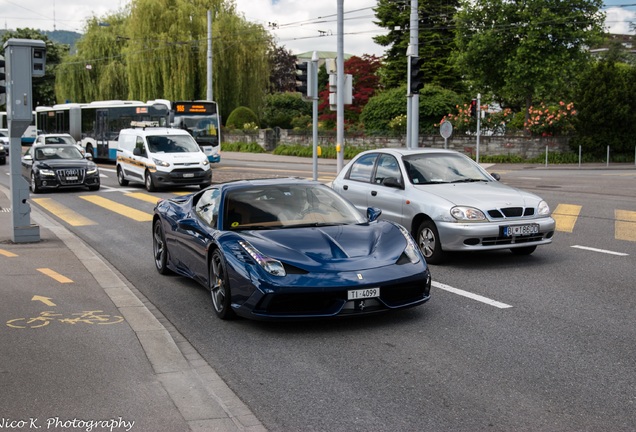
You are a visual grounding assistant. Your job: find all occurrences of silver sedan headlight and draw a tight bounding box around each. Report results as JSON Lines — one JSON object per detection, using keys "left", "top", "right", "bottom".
{"left": 538, "top": 200, "right": 550, "bottom": 216}
{"left": 450, "top": 206, "right": 487, "bottom": 222}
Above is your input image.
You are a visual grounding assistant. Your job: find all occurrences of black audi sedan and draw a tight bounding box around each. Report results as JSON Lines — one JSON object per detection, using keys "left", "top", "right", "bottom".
{"left": 21, "top": 144, "right": 100, "bottom": 193}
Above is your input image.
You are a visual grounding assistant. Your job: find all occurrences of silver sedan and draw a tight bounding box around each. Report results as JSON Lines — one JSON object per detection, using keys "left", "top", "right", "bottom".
{"left": 331, "top": 148, "right": 556, "bottom": 264}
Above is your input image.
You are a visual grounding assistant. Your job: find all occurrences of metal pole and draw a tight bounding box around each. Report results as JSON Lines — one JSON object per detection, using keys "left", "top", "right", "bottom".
{"left": 336, "top": 0, "right": 345, "bottom": 173}
{"left": 545, "top": 145, "right": 548, "bottom": 167}
{"left": 312, "top": 51, "right": 319, "bottom": 181}
{"left": 207, "top": 10, "right": 213, "bottom": 101}
{"left": 409, "top": 0, "right": 419, "bottom": 149}
{"left": 579, "top": 145, "right": 581, "bottom": 168}
{"left": 475, "top": 93, "right": 481, "bottom": 163}
{"left": 607, "top": 145, "right": 610, "bottom": 167}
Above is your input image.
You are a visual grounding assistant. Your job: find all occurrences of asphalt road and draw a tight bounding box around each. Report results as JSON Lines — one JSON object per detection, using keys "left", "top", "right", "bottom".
{"left": 3, "top": 154, "right": 635, "bottom": 431}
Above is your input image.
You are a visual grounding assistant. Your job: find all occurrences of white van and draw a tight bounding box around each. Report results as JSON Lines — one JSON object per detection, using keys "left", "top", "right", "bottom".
{"left": 116, "top": 127, "right": 212, "bottom": 191}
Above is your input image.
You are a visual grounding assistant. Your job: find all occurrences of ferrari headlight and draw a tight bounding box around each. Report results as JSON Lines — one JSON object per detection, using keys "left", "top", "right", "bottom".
{"left": 538, "top": 200, "right": 550, "bottom": 216}
{"left": 395, "top": 223, "right": 420, "bottom": 264}
{"left": 152, "top": 158, "right": 170, "bottom": 168}
{"left": 450, "top": 206, "right": 486, "bottom": 222}
{"left": 239, "top": 240, "right": 286, "bottom": 277}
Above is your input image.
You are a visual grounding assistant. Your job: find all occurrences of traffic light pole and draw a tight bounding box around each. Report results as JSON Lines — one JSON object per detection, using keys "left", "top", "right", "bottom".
{"left": 311, "top": 51, "right": 318, "bottom": 181}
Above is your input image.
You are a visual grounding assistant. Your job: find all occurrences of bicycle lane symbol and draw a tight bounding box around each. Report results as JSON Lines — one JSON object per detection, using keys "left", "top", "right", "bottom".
{"left": 6, "top": 310, "right": 124, "bottom": 329}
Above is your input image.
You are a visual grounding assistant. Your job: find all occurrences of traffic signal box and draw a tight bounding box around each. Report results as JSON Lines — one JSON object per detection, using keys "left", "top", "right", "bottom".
{"left": 295, "top": 62, "right": 309, "bottom": 96}
{"left": 470, "top": 99, "right": 477, "bottom": 118}
{"left": 409, "top": 56, "right": 424, "bottom": 95}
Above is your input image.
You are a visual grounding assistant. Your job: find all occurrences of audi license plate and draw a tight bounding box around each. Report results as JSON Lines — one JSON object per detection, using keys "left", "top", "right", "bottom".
{"left": 503, "top": 224, "right": 539, "bottom": 237}
{"left": 347, "top": 287, "right": 380, "bottom": 300}
{"left": 66, "top": 176, "right": 78, "bottom": 181}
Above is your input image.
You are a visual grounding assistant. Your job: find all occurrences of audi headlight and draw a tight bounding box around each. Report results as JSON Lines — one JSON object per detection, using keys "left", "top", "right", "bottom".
{"left": 538, "top": 200, "right": 550, "bottom": 216}
{"left": 39, "top": 169, "right": 55, "bottom": 177}
{"left": 450, "top": 206, "right": 487, "bottom": 221}
{"left": 86, "top": 166, "right": 98, "bottom": 175}
{"left": 239, "top": 240, "right": 286, "bottom": 277}
{"left": 394, "top": 223, "right": 420, "bottom": 264}
{"left": 152, "top": 158, "right": 170, "bottom": 168}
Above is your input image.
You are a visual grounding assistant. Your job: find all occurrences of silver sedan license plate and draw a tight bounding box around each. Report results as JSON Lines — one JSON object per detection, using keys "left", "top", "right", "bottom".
{"left": 504, "top": 224, "right": 539, "bottom": 237}
{"left": 347, "top": 287, "right": 380, "bottom": 300}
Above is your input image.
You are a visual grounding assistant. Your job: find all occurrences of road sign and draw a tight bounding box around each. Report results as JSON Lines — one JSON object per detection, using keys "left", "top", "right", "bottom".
{"left": 440, "top": 121, "right": 453, "bottom": 139}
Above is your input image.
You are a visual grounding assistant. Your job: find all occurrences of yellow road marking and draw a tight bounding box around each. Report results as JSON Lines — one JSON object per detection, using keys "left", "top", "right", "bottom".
{"left": 125, "top": 192, "right": 162, "bottom": 204}
{"left": 32, "top": 295, "right": 56, "bottom": 306}
{"left": 32, "top": 198, "right": 97, "bottom": 227}
{"left": 37, "top": 268, "right": 73, "bottom": 283}
{"left": 552, "top": 204, "right": 582, "bottom": 233}
{"left": 616, "top": 210, "right": 636, "bottom": 242}
{"left": 80, "top": 195, "right": 153, "bottom": 221}
{"left": 0, "top": 249, "right": 18, "bottom": 257}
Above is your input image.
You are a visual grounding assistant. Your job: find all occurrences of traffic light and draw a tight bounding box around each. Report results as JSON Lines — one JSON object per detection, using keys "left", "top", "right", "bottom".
{"left": 409, "top": 56, "right": 423, "bottom": 94}
{"left": 295, "top": 61, "right": 309, "bottom": 96}
{"left": 470, "top": 99, "right": 477, "bottom": 118}
{"left": 0, "top": 56, "right": 5, "bottom": 106}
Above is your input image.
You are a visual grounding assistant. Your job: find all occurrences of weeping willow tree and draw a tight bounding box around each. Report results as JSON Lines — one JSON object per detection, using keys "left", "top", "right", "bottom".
{"left": 55, "top": 0, "right": 272, "bottom": 120}
{"left": 124, "top": 0, "right": 271, "bottom": 120}
{"left": 55, "top": 13, "right": 129, "bottom": 103}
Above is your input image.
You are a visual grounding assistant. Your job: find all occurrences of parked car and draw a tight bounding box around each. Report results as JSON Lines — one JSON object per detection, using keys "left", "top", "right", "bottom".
{"left": 152, "top": 178, "right": 432, "bottom": 320}
{"left": 331, "top": 148, "right": 556, "bottom": 264}
{"left": 0, "top": 128, "right": 9, "bottom": 160}
{"left": 21, "top": 144, "right": 100, "bottom": 193}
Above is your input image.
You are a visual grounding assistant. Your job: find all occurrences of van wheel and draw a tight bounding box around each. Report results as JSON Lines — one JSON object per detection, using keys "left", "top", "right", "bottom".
{"left": 117, "top": 166, "right": 129, "bottom": 186}
{"left": 145, "top": 171, "right": 156, "bottom": 192}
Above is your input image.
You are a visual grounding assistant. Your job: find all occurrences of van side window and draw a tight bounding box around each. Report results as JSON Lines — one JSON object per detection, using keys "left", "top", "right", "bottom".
{"left": 135, "top": 136, "right": 146, "bottom": 156}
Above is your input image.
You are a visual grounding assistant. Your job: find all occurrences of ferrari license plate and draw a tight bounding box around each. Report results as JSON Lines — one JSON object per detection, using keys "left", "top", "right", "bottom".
{"left": 503, "top": 224, "right": 539, "bottom": 237}
{"left": 347, "top": 287, "right": 380, "bottom": 300}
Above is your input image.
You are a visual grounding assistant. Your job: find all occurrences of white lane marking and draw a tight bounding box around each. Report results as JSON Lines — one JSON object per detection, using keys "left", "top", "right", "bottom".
{"left": 571, "top": 245, "right": 628, "bottom": 256}
{"left": 432, "top": 281, "right": 513, "bottom": 309}
{"left": 99, "top": 167, "right": 116, "bottom": 173}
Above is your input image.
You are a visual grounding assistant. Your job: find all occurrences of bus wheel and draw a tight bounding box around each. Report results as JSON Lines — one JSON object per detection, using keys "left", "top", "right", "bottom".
{"left": 145, "top": 171, "right": 156, "bottom": 192}
{"left": 117, "top": 166, "right": 129, "bottom": 186}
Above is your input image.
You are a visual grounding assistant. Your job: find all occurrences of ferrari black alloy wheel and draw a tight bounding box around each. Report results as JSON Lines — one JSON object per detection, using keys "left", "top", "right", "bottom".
{"left": 210, "top": 250, "right": 235, "bottom": 320}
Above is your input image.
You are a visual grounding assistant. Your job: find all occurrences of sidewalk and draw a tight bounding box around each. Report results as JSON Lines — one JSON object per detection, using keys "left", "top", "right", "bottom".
{"left": 0, "top": 184, "right": 265, "bottom": 432}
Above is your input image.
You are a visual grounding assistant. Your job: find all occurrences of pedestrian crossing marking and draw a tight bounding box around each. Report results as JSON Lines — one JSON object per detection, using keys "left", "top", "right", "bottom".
{"left": 80, "top": 195, "right": 153, "bottom": 222}
{"left": 125, "top": 192, "right": 162, "bottom": 204}
{"left": 615, "top": 210, "right": 636, "bottom": 242}
{"left": 552, "top": 204, "right": 582, "bottom": 233}
{"left": 32, "top": 198, "right": 97, "bottom": 227}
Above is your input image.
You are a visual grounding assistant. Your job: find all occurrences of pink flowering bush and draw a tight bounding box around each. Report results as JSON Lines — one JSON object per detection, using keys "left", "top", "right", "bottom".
{"left": 524, "top": 102, "right": 576, "bottom": 136}
{"left": 437, "top": 103, "right": 513, "bottom": 135}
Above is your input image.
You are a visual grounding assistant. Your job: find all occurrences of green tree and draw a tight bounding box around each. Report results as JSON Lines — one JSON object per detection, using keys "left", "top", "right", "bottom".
{"left": 374, "top": 0, "right": 463, "bottom": 92}
{"left": 261, "top": 93, "right": 310, "bottom": 129}
{"left": 454, "top": 0, "right": 605, "bottom": 120}
{"left": 1, "top": 28, "right": 69, "bottom": 108}
{"left": 225, "top": 106, "right": 259, "bottom": 129}
{"left": 361, "top": 84, "right": 461, "bottom": 133}
{"left": 572, "top": 56, "right": 634, "bottom": 157}
{"left": 55, "top": 14, "right": 129, "bottom": 103}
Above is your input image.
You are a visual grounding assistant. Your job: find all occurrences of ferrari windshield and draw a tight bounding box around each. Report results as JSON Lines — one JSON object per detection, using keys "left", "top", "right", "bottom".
{"left": 223, "top": 183, "right": 366, "bottom": 230}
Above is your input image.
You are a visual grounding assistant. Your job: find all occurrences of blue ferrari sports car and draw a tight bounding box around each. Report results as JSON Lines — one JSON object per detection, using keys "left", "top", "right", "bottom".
{"left": 152, "top": 178, "right": 432, "bottom": 320}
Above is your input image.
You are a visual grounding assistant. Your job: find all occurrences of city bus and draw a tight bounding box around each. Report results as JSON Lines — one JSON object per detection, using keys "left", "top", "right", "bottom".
{"left": 147, "top": 99, "right": 221, "bottom": 163}
{"left": 36, "top": 101, "right": 169, "bottom": 161}
{"left": 1, "top": 111, "right": 39, "bottom": 144}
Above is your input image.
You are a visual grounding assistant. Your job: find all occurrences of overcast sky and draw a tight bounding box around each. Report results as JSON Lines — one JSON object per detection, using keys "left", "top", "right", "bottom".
{"left": 0, "top": 0, "right": 634, "bottom": 57}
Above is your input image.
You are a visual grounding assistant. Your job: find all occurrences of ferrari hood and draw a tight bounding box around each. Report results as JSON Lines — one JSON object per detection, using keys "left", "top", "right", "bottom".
{"left": 239, "top": 222, "right": 409, "bottom": 272}
{"left": 414, "top": 181, "right": 542, "bottom": 209}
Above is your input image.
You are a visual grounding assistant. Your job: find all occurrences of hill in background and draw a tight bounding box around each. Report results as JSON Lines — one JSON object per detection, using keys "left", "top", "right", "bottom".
{"left": 0, "top": 29, "right": 81, "bottom": 52}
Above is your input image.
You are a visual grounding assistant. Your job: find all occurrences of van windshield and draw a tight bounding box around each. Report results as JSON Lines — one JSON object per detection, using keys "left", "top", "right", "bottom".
{"left": 147, "top": 135, "right": 200, "bottom": 153}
